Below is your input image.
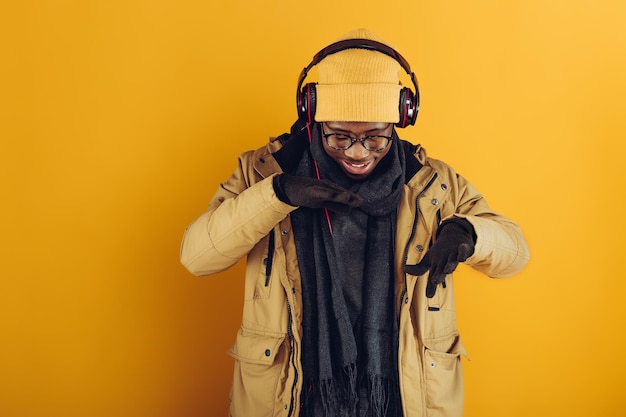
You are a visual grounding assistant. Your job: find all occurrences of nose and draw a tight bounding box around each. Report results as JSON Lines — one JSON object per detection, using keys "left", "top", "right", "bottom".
{"left": 344, "top": 142, "right": 370, "bottom": 160}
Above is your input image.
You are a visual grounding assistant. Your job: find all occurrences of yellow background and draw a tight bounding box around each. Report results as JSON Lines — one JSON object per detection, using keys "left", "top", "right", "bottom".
{"left": 1, "top": 0, "right": 625, "bottom": 416}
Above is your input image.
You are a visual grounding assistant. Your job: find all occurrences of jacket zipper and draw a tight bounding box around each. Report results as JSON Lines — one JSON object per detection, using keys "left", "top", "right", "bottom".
{"left": 398, "top": 172, "right": 437, "bottom": 417}
{"left": 286, "top": 300, "right": 298, "bottom": 416}
{"left": 264, "top": 229, "right": 275, "bottom": 286}
{"left": 399, "top": 173, "right": 438, "bottom": 308}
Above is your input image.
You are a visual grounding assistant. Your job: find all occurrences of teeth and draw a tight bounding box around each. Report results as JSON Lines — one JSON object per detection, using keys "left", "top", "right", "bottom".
{"left": 351, "top": 163, "right": 365, "bottom": 168}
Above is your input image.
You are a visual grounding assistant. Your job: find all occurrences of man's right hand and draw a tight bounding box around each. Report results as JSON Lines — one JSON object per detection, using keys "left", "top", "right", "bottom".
{"left": 273, "top": 173, "right": 364, "bottom": 214}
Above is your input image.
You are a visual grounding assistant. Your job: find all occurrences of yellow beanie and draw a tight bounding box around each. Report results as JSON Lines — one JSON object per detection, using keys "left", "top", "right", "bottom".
{"left": 315, "top": 29, "right": 402, "bottom": 123}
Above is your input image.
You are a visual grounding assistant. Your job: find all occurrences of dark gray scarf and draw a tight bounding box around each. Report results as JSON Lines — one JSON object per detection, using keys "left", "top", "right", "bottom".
{"left": 292, "top": 124, "right": 405, "bottom": 417}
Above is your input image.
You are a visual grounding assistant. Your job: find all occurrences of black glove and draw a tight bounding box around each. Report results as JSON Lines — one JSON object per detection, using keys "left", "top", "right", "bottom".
{"left": 404, "top": 218, "right": 476, "bottom": 298}
{"left": 273, "top": 173, "right": 364, "bottom": 214}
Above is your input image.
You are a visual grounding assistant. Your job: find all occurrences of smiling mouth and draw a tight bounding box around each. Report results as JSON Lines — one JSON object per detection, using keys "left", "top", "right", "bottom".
{"left": 343, "top": 160, "right": 371, "bottom": 174}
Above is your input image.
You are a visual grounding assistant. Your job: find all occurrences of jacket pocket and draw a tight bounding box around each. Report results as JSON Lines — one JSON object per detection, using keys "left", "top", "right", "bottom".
{"left": 227, "top": 328, "right": 288, "bottom": 416}
{"left": 228, "top": 327, "right": 285, "bottom": 364}
{"left": 423, "top": 333, "right": 467, "bottom": 417}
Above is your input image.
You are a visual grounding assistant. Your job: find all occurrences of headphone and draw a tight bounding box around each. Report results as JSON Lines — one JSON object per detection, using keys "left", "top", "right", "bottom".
{"left": 296, "top": 38, "right": 420, "bottom": 128}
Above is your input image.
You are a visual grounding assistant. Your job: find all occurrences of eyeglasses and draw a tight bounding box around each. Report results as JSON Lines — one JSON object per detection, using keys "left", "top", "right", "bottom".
{"left": 321, "top": 124, "right": 393, "bottom": 152}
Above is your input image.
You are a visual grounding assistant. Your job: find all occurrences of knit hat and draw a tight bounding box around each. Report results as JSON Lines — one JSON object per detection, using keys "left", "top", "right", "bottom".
{"left": 315, "top": 28, "right": 403, "bottom": 123}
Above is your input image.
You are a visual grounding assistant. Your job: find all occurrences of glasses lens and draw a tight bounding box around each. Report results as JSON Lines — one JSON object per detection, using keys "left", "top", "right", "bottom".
{"left": 363, "top": 136, "right": 389, "bottom": 151}
{"left": 327, "top": 134, "right": 352, "bottom": 150}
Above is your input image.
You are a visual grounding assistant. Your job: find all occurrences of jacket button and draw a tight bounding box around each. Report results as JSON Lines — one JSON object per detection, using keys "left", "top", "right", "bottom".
{"left": 431, "top": 198, "right": 439, "bottom": 206}
{"left": 265, "top": 349, "right": 271, "bottom": 357}
{"left": 281, "top": 229, "right": 288, "bottom": 236}
{"left": 416, "top": 245, "right": 424, "bottom": 252}
{"left": 441, "top": 184, "right": 448, "bottom": 190}
{"left": 430, "top": 361, "right": 436, "bottom": 368}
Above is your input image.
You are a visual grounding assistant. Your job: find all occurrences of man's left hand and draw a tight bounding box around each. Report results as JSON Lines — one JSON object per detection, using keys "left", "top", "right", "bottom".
{"left": 404, "top": 219, "right": 476, "bottom": 298}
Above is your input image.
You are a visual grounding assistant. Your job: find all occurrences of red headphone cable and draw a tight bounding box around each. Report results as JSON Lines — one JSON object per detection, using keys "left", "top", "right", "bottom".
{"left": 305, "top": 120, "right": 334, "bottom": 236}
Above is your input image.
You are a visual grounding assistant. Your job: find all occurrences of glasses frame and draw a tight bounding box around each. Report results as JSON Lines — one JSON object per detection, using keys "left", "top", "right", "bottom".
{"left": 321, "top": 124, "right": 394, "bottom": 152}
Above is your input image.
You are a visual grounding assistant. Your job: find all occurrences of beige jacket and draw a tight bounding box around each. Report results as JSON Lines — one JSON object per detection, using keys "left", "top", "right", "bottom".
{"left": 180, "top": 133, "right": 530, "bottom": 417}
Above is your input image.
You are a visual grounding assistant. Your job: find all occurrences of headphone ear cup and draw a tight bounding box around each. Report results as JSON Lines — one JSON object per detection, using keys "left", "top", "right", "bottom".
{"left": 298, "top": 83, "right": 317, "bottom": 123}
{"left": 397, "top": 87, "right": 419, "bottom": 128}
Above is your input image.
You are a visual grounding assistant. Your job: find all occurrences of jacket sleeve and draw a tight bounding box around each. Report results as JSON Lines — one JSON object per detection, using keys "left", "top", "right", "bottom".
{"left": 180, "top": 154, "right": 295, "bottom": 277}
{"left": 443, "top": 172, "right": 530, "bottom": 278}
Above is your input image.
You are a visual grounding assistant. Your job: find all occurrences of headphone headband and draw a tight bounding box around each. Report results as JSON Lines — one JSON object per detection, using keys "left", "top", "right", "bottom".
{"left": 297, "top": 38, "right": 419, "bottom": 99}
{"left": 296, "top": 38, "right": 420, "bottom": 127}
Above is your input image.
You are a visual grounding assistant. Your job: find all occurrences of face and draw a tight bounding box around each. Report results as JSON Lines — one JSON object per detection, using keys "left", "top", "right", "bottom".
{"left": 321, "top": 121, "right": 394, "bottom": 180}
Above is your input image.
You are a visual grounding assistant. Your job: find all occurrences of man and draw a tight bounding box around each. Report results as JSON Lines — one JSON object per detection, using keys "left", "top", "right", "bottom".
{"left": 180, "top": 28, "right": 529, "bottom": 417}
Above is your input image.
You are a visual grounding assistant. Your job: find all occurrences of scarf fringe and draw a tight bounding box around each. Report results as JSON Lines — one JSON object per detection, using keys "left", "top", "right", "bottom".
{"left": 316, "top": 363, "right": 358, "bottom": 417}
{"left": 368, "top": 374, "right": 394, "bottom": 417}
{"left": 306, "top": 369, "right": 401, "bottom": 417}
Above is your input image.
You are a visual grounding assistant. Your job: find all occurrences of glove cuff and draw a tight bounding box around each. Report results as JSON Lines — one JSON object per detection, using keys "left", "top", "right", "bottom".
{"left": 437, "top": 218, "right": 477, "bottom": 243}
{"left": 273, "top": 174, "right": 294, "bottom": 206}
